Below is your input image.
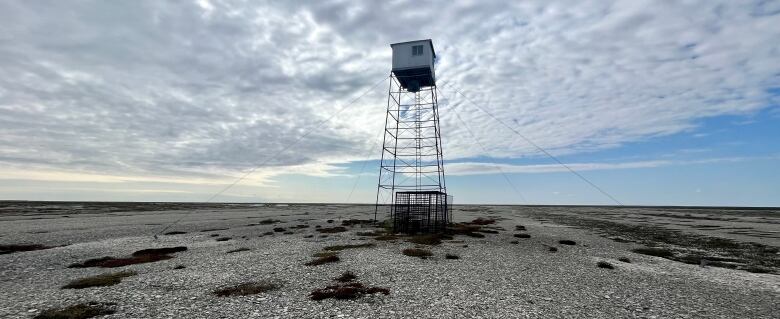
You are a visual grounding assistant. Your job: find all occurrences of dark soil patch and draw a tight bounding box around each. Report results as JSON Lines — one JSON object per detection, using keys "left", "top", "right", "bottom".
{"left": 323, "top": 243, "right": 375, "bottom": 251}
{"left": 510, "top": 240, "right": 519, "bottom": 244}
{"left": 515, "top": 225, "right": 527, "bottom": 231}
{"left": 291, "top": 224, "right": 310, "bottom": 229}
{"left": 335, "top": 271, "right": 357, "bottom": 282}
{"left": 477, "top": 229, "right": 499, "bottom": 234}
{"left": 306, "top": 255, "right": 340, "bottom": 266}
{"left": 62, "top": 271, "right": 136, "bottom": 289}
{"left": 597, "top": 261, "right": 615, "bottom": 269}
{"left": 326, "top": 219, "right": 334, "bottom": 223}
{"left": 215, "top": 237, "right": 232, "bottom": 242}
{"left": 445, "top": 254, "right": 460, "bottom": 260}
{"left": 310, "top": 282, "right": 389, "bottom": 300}
{"left": 549, "top": 246, "right": 558, "bottom": 252}
{"left": 213, "top": 281, "right": 280, "bottom": 297}
{"left": 34, "top": 302, "right": 115, "bottom": 319}
{"left": 618, "top": 257, "right": 631, "bottom": 263}
{"left": 273, "top": 227, "right": 286, "bottom": 232}
{"left": 283, "top": 231, "right": 294, "bottom": 235}
{"left": 317, "top": 226, "right": 348, "bottom": 233}
{"left": 402, "top": 248, "right": 433, "bottom": 258}
{"left": 514, "top": 233, "right": 531, "bottom": 238}
{"left": 210, "top": 234, "right": 220, "bottom": 237}
{"left": 558, "top": 240, "right": 576, "bottom": 245}
{"left": 258, "top": 219, "right": 281, "bottom": 225}
{"left": 227, "top": 248, "right": 250, "bottom": 254}
{"left": 163, "top": 231, "right": 187, "bottom": 235}
{"left": 0, "top": 244, "right": 56, "bottom": 255}
{"left": 464, "top": 232, "right": 485, "bottom": 238}
{"left": 173, "top": 265, "right": 186, "bottom": 269}
{"left": 303, "top": 235, "right": 314, "bottom": 238}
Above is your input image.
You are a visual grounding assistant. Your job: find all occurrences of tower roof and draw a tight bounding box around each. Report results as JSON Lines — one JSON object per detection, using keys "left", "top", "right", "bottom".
{"left": 390, "top": 39, "right": 436, "bottom": 58}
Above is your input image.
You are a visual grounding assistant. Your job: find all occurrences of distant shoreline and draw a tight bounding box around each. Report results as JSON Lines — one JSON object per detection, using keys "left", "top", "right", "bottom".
{"left": 1, "top": 200, "right": 778, "bottom": 211}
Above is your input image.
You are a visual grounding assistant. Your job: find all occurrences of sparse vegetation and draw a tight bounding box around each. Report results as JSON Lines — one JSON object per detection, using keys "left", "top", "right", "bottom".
{"left": 510, "top": 240, "right": 519, "bottom": 244}
{"left": 227, "top": 248, "right": 250, "bottom": 254}
{"left": 375, "top": 234, "right": 400, "bottom": 241}
{"left": 1, "top": 244, "right": 56, "bottom": 255}
{"left": 68, "top": 246, "right": 187, "bottom": 268}
{"left": 200, "top": 228, "right": 229, "bottom": 232}
{"left": 342, "top": 219, "right": 374, "bottom": 227}
{"left": 213, "top": 281, "right": 281, "bottom": 297}
{"left": 317, "top": 226, "right": 348, "bottom": 233}
{"left": 258, "top": 219, "right": 280, "bottom": 225}
{"left": 618, "top": 257, "right": 631, "bottom": 263}
{"left": 632, "top": 247, "right": 674, "bottom": 258}
{"left": 132, "top": 247, "right": 187, "bottom": 256}
{"left": 468, "top": 218, "right": 496, "bottom": 225}
{"left": 356, "top": 230, "right": 386, "bottom": 236}
{"left": 163, "top": 231, "right": 187, "bottom": 235}
{"left": 313, "top": 251, "right": 338, "bottom": 258}
{"left": 273, "top": 227, "right": 286, "bottom": 232}
{"left": 514, "top": 233, "right": 531, "bottom": 238}
{"left": 291, "top": 224, "right": 310, "bottom": 229}
{"left": 215, "top": 237, "right": 232, "bottom": 241}
{"left": 335, "top": 271, "right": 357, "bottom": 282}
{"left": 323, "top": 243, "right": 375, "bottom": 251}
{"left": 402, "top": 248, "right": 433, "bottom": 258}
{"left": 558, "top": 240, "right": 576, "bottom": 245}
{"left": 173, "top": 265, "right": 186, "bottom": 269}
{"left": 477, "top": 229, "right": 499, "bottom": 234}
{"left": 306, "top": 255, "right": 340, "bottom": 266}
{"left": 549, "top": 246, "right": 558, "bottom": 252}
{"left": 597, "top": 261, "right": 615, "bottom": 269}
{"left": 445, "top": 254, "right": 460, "bottom": 260}
{"left": 34, "top": 303, "right": 116, "bottom": 319}
{"left": 62, "top": 271, "right": 136, "bottom": 289}
{"left": 515, "top": 225, "right": 527, "bottom": 231}
{"left": 407, "top": 234, "right": 445, "bottom": 245}
{"left": 310, "top": 282, "right": 389, "bottom": 300}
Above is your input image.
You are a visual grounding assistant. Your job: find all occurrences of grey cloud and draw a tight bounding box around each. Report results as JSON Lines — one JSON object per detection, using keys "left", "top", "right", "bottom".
{"left": 0, "top": 0, "right": 778, "bottom": 188}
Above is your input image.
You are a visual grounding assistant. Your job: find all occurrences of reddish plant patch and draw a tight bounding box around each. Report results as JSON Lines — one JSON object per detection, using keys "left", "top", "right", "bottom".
{"left": 310, "top": 282, "right": 389, "bottom": 300}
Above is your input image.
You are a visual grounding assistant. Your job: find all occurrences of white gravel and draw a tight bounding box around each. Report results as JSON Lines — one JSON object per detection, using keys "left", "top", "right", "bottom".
{"left": 1, "top": 204, "right": 778, "bottom": 318}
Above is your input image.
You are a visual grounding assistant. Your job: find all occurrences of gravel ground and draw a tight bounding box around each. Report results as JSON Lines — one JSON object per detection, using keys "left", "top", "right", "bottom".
{"left": 1, "top": 203, "right": 778, "bottom": 318}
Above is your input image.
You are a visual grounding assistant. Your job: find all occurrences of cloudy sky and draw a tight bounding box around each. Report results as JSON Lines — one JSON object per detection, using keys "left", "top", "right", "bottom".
{"left": 1, "top": 0, "right": 779, "bottom": 206}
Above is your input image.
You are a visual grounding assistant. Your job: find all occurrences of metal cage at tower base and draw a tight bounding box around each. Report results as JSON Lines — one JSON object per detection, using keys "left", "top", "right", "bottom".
{"left": 392, "top": 191, "right": 452, "bottom": 233}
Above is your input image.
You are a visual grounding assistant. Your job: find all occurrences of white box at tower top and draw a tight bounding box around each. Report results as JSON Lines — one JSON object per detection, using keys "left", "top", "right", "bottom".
{"left": 390, "top": 39, "right": 436, "bottom": 91}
